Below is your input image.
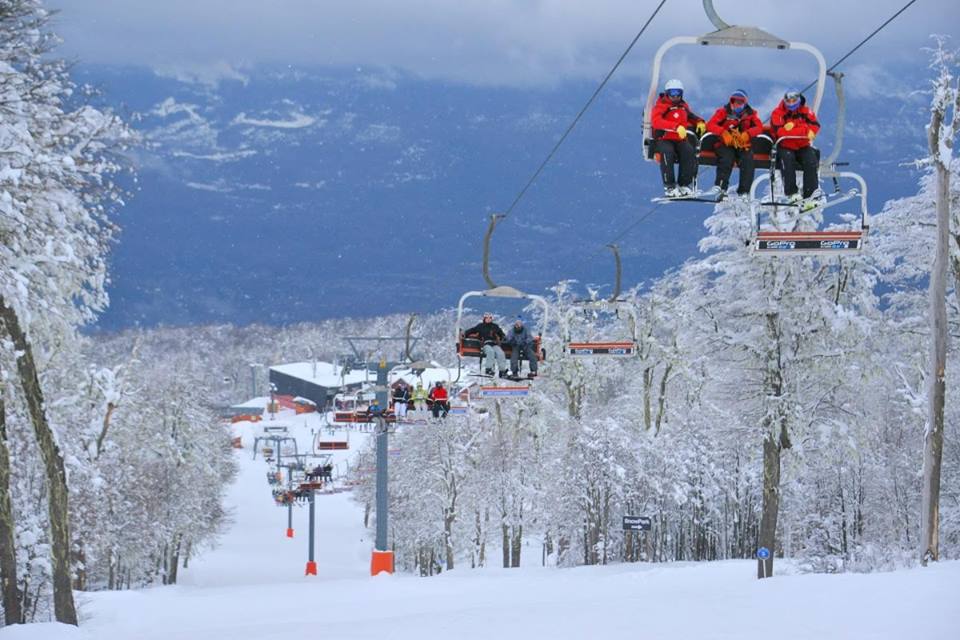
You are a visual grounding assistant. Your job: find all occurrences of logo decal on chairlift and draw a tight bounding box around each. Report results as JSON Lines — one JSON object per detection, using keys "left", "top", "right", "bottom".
{"left": 819, "top": 240, "right": 850, "bottom": 250}
{"left": 766, "top": 240, "right": 796, "bottom": 250}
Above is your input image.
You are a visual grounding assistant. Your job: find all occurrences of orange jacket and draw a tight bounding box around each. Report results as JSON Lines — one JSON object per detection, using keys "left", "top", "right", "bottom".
{"left": 770, "top": 97, "right": 820, "bottom": 151}
{"left": 706, "top": 104, "right": 763, "bottom": 138}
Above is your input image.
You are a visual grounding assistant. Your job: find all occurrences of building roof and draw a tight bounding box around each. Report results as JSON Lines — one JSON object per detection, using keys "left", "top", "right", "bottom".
{"left": 389, "top": 365, "right": 460, "bottom": 389}
{"left": 269, "top": 361, "right": 370, "bottom": 388}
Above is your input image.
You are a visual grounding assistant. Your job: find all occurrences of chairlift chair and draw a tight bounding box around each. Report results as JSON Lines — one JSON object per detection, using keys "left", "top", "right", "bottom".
{"left": 561, "top": 299, "right": 640, "bottom": 357}
{"left": 454, "top": 285, "right": 550, "bottom": 396}
{"left": 750, "top": 170, "right": 869, "bottom": 255}
{"left": 642, "top": 3, "right": 827, "bottom": 196}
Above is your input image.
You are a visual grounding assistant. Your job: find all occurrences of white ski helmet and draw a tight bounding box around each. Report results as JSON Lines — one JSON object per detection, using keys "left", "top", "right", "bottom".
{"left": 664, "top": 78, "right": 684, "bottom": 93}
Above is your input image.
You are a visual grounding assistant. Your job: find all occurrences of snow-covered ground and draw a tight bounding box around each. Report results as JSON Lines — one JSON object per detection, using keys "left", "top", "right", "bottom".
{"left": 2, "top": 409, "right": 957, "bottom": 640}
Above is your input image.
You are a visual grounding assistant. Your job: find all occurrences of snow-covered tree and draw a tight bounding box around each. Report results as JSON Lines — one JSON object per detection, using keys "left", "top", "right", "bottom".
{"left": 0, "top": 0, "right": 131, "bottom": 624}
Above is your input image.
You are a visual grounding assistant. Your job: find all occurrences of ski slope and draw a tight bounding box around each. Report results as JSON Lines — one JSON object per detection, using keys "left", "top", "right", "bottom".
{"left": 2, "top": 409, "right": 958, "bottom": 640}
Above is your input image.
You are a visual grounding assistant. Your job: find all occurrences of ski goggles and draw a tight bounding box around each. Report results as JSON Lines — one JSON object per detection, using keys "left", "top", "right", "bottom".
{"left": 666, "top": 89, "right": 683, "bottom": 98}
{"left": 784, "top": 92, "right": 801, "bottom": 104}
{"left": 729, "top": 96, "right": 746, "bottom": 105}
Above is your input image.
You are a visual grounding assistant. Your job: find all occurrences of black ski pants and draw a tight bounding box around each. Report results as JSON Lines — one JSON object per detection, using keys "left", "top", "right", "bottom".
{"left": 656, "top": 139, "right": 697, "bottom": 188}
{"left": 715, "top": 145, "right": 755, "bottom": 194}
{"left": 779, "top": 146, "right": 819, "bottom": 198}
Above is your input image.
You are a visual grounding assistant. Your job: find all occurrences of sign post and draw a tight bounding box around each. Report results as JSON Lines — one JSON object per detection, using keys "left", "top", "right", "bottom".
{"left": 622, "top": 515, "right": 652, "bottom": 531}
{"left": 756, "top": 546, "right": 770, "bottom": 579}
{"left": 622, "top": 515, "right": 652, "bottom": 562}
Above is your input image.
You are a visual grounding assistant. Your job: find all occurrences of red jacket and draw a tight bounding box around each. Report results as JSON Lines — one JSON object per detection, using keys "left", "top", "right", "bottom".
{"left": 428, "top": 386, "right": 448, "bottom": 402}
{"left": 706, "top": 104, "right": 763, "bottom": 139}
{"left": 651, "top": 94, "right": 703, "bottom": 142}
{"left": 770, "top": 97, "right": 820, "bottom": 151}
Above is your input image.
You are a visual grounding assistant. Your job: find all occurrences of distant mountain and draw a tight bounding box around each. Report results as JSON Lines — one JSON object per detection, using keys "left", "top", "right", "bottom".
{"left": 75, "top": 64, "right": 929, "bottom": 329}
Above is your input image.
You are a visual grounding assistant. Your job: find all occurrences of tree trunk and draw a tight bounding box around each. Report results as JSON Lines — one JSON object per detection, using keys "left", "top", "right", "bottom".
{"left": 643, "top": 367, "right": 653, "bottom": 430}
{"left": 501, "top": 522, "right": 510, "bottom": 568}
{"left": 0, "top": 297, "right": 78, "bottom": 625}
{"left": 0, "top": 393, "right": 23, "bottom": 625}
{"left": 757, "top": 433, "right": 781, "bottom": 579}
{"left": 920, "top": 112, "right": 950, "bottom": 566}
{"left": 510, "top": 525, "right": 522, "bottom": 568}
{"left": 168, "top": 534, "right": 182, "bottom": 584}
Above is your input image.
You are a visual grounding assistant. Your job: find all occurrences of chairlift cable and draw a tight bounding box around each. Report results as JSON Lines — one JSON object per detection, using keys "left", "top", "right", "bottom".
{"left": 799, "top": 0, "right": 918, "bottom": 94}
{"left": 497, "top": 0, "right": 669, "bottom": 222}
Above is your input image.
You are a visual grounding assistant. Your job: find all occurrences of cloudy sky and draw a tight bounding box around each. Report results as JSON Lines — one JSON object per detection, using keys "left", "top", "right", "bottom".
{"left": 48, "top": 0, "right": 958, "bottom": 87}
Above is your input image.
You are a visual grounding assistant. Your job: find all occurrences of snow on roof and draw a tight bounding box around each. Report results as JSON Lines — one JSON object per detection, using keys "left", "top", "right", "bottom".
{"left": 270, "top": 361, "right": 369, "bottom": 388}
{"left": 234, "top": 396, "right": 271, "bottom": 409}
{"left": 389, "top": 365, "right": 460, "bottom": 388}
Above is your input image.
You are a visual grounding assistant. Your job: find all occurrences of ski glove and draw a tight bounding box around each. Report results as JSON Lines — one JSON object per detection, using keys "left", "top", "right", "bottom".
{"left": 676, "top": 125, "right": 687, "bottom": 138}
{"left": 695, "top": 121, "right": 707, "bottom": 136}
{"left": 807, "top": 130, "right": 816, "bottom": 141}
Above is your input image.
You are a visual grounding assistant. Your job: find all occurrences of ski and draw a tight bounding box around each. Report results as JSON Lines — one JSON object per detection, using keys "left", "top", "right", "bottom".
{"left": 758, "top": 190, "right": 859, "bottom": 211}
{"left": 651, "top": 192, "right": 725, "bottom": 204}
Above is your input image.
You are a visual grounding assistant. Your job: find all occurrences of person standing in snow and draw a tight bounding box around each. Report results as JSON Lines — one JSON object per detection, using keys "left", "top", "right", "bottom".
{"left": 504, "top": 316, "right": 539, "bottom": 379}
{"left": 651, "top": 78, "right": 706, "bottom": 197}
{"left": 704, "top": 89, "right": 763, "bottom": 198}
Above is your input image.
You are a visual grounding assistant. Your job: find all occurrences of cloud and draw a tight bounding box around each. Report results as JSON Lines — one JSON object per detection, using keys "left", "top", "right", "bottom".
{"left": 49, "top": 1, "right": 959, "bottom": 87}
{"left": 154, "top": 61, "right": 249, "bottom": 87}
{"left": 231, "top": 112, "right": 317, "bottom": 129}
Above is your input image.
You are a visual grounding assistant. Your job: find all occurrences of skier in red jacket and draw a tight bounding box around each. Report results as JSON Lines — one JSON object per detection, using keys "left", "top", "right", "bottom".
{"left": 427, "top": 382, "right": 449, "bottom": 419}
{"left": 770, "top": 90, "right": 822, "bottom": 205}
{"left": 651, "top": 79, "right": 705, "bottom": 197}
{"left": 704, "top": 89, "right": 763, "bottom": 198}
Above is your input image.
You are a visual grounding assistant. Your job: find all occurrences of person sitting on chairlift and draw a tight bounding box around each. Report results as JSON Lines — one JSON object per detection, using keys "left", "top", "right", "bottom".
{"left": 505, "top": 316, "right": 539, "bottom": 379}
{"left": 392, "top": 381, "right": 411, "bottom": 420}
{"left": 651, "top": 78, "right": 706, "bottom": 198}
{"left": 770, "top": 90, "right": 822, "bottom": 207}
{"left": 428, "top": 381, "right": 450, "bottom": 419}
{"left": 413, "top": 380, "right": 428, "bottom": 416}
{"left": 705, "top": 89, "right": 763, "bottom": 199}
{"left": 464, "top": 312, "right": 508, "bottom": 378}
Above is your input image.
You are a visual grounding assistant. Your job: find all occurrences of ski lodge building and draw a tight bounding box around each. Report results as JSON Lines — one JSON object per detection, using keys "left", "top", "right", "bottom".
{"left": 268, "top": 361, "right": 370, "bottom": 411}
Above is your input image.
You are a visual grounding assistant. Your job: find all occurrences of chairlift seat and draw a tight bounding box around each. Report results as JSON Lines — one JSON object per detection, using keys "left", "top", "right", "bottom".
{"left": 315, "top": 441, "right": 349, "bottom": 450}
{"left": 333, "top": 410, "right": 397, "bottom": 424}
{"left": 457, "top": 335, "right": 546, "bottom": 362}
{"left": 478, "top": 385, "right": 531, "bottom": 399}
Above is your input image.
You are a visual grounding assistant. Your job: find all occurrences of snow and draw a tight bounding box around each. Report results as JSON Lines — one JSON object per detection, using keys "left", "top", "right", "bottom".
{"left": 231, "top": 112, "right": 316, "bottom": 129}
{"left": 234, "top": 396, "right": 271, "bottom": 409}
{"left": 270, "top": 361, "right": 369, "bottom": 388}
{"left": 388, "top": 365, "right": 459, "bottom": 388}
{"left": 6, "top": 408, "right": 957, "bottom": 639}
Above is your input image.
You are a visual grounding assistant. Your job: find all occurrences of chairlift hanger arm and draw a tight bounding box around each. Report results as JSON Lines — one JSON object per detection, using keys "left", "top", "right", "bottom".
{"left": 643, "top": 10, "right": 826, "bottom": 147}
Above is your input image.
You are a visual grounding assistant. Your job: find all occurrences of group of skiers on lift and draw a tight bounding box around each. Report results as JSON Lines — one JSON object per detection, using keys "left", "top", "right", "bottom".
{"left": 390, "top": 379, "right": 451, "bottom": 419}
{"left": 463, "top": 313, "right": 539, "bottom": 380}
{"left": 652, "top": 79, "right": 821, "bottom": 206}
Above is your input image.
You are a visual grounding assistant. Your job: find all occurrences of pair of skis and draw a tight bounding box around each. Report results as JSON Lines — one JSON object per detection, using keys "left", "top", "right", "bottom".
{"left": 651, "top": 188, "right": 859, "bottom": 211}
{"left": 472, "top": 372, "right": 537, "bottom": 382}
{"left": 651, "top": 189, "right": 726, "bottom": 204}
{"left": 757, "top": 189, "right": 859, "bottom": 213}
